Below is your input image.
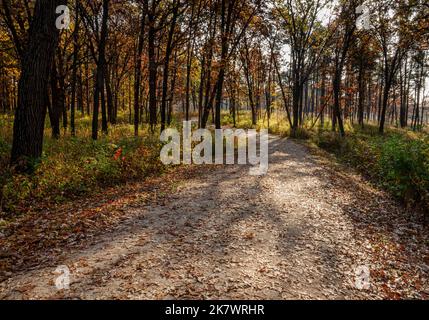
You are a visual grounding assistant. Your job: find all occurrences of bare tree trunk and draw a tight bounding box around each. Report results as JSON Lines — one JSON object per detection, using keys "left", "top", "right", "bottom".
{"left": 50, "top": 58, "right": 62, "bottom": 139}
{"left": 134, "top": 6, "right": 145, "bottom": 136}
{"left": 161, "top": 0, "right": 180, "bottom": 132}
{"left": 11, "top": 0, "right": 65, "bottom": 171}
{"left": 92, "top": 0, "right": 109, "bottom": 140}
{"left": 71, "top": 0, "right": 80, "bottom": 136}
{"left": 146, "top": 1, "right": 158, "bottom": 132}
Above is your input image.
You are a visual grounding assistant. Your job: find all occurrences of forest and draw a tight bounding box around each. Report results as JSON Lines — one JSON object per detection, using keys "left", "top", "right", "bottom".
{"left": 0, "top": 0, "right": 428, "bottom": 300}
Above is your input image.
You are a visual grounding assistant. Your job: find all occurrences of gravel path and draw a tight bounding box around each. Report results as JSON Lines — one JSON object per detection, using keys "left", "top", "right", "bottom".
{"left": 0, "top": 137, "right": 427, "bottom": 299}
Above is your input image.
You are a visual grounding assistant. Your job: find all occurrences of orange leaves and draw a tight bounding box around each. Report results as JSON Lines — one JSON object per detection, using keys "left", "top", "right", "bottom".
{"left": 113, "top": 147, "right": 123, "bottom": 161}
{"left": 113, "top": 147, "right": 127, "bottom": 163}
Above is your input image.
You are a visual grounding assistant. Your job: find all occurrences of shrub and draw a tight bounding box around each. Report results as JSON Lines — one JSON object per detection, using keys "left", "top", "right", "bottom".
{"left": 0, "top": 117, "right": 166, "bottom": 217}
{"left": 315, "top": 130, "right": 429, "bottom": 211}
{"left": 378, "top": 135, "right": 429, "bottom": 207}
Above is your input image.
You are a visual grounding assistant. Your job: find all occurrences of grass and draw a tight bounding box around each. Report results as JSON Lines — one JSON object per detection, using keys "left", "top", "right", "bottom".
{"left": 0, "top": 113, "right": 167, "bottom": 217}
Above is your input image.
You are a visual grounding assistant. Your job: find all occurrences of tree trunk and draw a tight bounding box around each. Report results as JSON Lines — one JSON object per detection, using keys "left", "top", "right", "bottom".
{"left": 146, "top": 2, "right": 157, "bottom": 132}
{"left": 161, "top": 0, "right": 180, "bottom": 132}
{"left": 11, "top": 0, "right": 65, "bottom": 171}
{"left": 92, "top": 0, "right": 109, "bottom": 140}
{"left": 71, "top": 0, "right": 80, "bottom": 136}
{"left": 50, "top": 59, "right": 62, "bottom": 139}
{"left": 134, "top": 7, "right": 145, "bottom": 136}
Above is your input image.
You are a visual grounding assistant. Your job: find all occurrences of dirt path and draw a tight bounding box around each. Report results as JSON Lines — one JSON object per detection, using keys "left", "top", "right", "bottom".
{"left": 0, "top": 137, "right": 428, "bottom": 299}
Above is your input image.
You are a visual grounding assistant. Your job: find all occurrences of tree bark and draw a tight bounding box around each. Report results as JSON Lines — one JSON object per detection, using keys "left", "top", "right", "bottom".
{"left": 160, "top": 0, "right": 180, "bottom": 132}
{"left": 92, "top": 0, "right": 109, "bottom": 140}
{"left": 71, "top": 0, "right": 80, "bottom": 136}
{"left": 134, "top": 6, "right": 146, "bottom": 136}
{"left": 11, "top": 0, "right": 66, "bottom": 171}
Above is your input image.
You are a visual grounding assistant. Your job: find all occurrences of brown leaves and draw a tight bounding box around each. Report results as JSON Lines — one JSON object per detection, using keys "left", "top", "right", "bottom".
{"left": 0, "top": 164, "right": 215, "bottom": 282}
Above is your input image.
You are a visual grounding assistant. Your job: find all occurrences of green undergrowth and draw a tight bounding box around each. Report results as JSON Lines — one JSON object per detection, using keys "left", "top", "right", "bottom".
{"left": 0, "top": 114, "right": 166, "bottom": 217}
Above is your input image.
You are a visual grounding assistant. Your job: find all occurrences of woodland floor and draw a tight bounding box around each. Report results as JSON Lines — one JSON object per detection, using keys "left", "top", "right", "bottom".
{"left": 0, "top": 136, "right": 428, "bottom": 300}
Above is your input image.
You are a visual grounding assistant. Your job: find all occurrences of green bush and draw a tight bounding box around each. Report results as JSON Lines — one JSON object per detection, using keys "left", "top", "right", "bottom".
{"left": 378, "top": 135, "right": 429, "bottom": 206}
{"left": 315, "top": 130, "right": 429, "bottom": 211}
